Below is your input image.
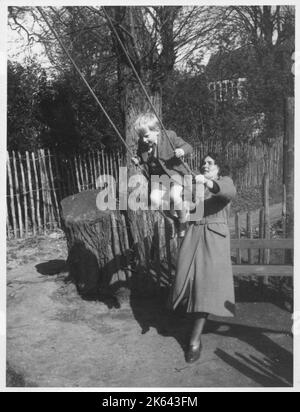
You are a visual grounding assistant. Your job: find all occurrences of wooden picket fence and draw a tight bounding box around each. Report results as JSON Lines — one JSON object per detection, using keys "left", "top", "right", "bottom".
{"left": 192, "top": 138, "right": 283, "bottom": 190}
{"left": 6, "top": 138, "right": 283, "bottom": 239}
{"left": 6, "top": 148, "right": 124, "bottom": 239}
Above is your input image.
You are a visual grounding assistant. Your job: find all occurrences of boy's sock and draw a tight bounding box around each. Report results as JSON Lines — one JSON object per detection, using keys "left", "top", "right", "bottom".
{"left": 177, "top": 222, "right": 187, "bottom": 238}
{"left": 176, "top": 203, "right": 190, "bottom": 224}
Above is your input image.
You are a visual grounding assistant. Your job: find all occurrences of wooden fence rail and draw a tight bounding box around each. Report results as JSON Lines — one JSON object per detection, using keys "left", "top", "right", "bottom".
{"left": 7, "top": 138, "right": 283, "bottom": 239}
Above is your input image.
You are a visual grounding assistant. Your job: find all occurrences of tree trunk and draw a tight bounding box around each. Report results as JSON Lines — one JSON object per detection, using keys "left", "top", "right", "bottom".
{"left": 108, "top": 6, "right": 178, "bottom": 294}
{"left": 61, "top": 190, "right": 130, "bottom": 302}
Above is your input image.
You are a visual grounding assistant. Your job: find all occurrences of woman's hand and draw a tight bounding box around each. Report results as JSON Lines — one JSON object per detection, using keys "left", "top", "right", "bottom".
{"left": 174, "top": 148, "right": 185, "bottom": 158}
{"left": 195, "top": 174, "right": 214, "bottom": 189}
{"left": 195, "top": 174, "right": 206, "bottom": 184}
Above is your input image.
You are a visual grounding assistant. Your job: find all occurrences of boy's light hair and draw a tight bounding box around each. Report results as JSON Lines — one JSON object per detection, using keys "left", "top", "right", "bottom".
{"left": 134, "top": 112, "right": 160, "bottom": 138}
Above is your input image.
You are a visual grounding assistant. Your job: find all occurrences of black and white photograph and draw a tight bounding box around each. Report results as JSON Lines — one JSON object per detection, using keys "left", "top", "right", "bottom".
{"left": 1, "top": 0, "right": 298, "bottom": 392}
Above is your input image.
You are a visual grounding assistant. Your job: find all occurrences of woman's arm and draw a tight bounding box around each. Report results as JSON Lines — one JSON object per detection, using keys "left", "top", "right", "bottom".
{"left": 208, "top": 176, "right": 236, "bottom": 201}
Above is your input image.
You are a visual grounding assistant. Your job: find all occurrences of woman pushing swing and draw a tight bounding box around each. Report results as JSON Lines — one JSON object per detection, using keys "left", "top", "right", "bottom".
{"left": 169, "top": 152, "right": 237, "bottom": 363}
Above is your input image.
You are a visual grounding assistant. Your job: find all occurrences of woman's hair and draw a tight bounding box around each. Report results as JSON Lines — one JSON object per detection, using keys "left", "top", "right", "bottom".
{"left": 134, "top": 112, "right": 161, "bottom": 138}
{"left": 200, "top": 152, "right": 230, "bottom": 177}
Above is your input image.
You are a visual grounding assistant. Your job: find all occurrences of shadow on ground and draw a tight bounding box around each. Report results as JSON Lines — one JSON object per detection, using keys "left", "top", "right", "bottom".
{"left": 35, "top": 260, "right": 68, "bottom": 276}
{"left": 29, "top": 257, "right": 293, "bottom": 388}
{"left": 6, "top": 363, "right": 38, "bottom": 388}
{"left": 235, "top": 277, "right": 293, "bottom": 313}
{"left": 211, "top": 322, "right": 293, "bottom": 387}
{"left": 129, "top": 292, "right": 293, "bottom": 388}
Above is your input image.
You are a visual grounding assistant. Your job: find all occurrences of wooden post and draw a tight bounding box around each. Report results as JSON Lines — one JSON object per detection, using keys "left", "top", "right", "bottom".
{"left": 117, "top": 151, "right": 122, "bottom": 170}
{"left": 47, "top": 149, "right": 61, "bottom": 227}
{"left": 32, "top": 151, "right": 42, "bottom": 233}
{"left": 97, "top": 150, "right": 102, "bottom": 174}
{"left": 59, "top": 155, "right": 66, "bottom": 196}
{"left": 12, "top": 151, "right": 23, "bottom": 238}
{"left": 26, "top": 151, "right": 37, "bottom": 236}
{"left": 83, "top": 153, "right": 89, "bottom": 190}
{"left": 18, "top": 152, "right": 28, "bottom": 237}
{"left": 235, "top": 212, "right": 241, "bottom": 264}
{"left": 78, "top": 154, "right": 85, "bottom": 191}
{"left": 247, "top": 211, "right": 254, "bottom": 264}
{"left": 45, "top": 150, "right": 56, "bottom": 230}
{"left": 263, "top": 175, "right": 270, "bottom": 286}
{"left": 107, "top": 151, "right": 112, "bottom": 197}
{"left": 65, "top": 157, "right": 74, "bottom": 195}
{"left": 74, "top": 155, "right": 81, "bottom": 193}
{"left": 41, "top": 149, "right": 55, "bottom": 230}
{"left": 282, "top": 183, "right": 287, "bottom": 237}
{"left": 99, "top": 149, "right": 104, "bottom": 174}
{"left": 52, "top": 150, "right": 64, "bottom": 203}
{"left": 257, "top": 207, "right": 266, "bottom": 293}
{"left": 88, "top": 152, "right": 95, "bottom": 189}
{"left": 55, "top": 152, "right": 65, "bottom": 199}
{"left": 91, "top": 152, "right": 96, "bottom": 187}
{"left": 248, "top": 146, "right": 251, "bottom": 188}
{"left": 263, "top": 174, "right": 270, "bottom": 266}
{"left": 101, "top": 150, "right": 106, "bottom": 175}
{"left": 67, "top": 155, "right": 76, "bottom": 195}
{"left": 96, "top": 151, "right": 102, "bottom": 188}
{"left": 256, "top": 157, "right": 259, "bottom": 187}
{"left": 259, "top": 208, "right": 265, "bottom": 263}
{"left": 283, "top": 97, "right": 294, "bottom": 264}
{"left": 7, "top": 152, "right": 18, "bottom": 238}
{"left": 109, "top": 151, "right": 114, "bottom": 179}
{"left": 38, "top": 149, "right": 47, "bottom": 233}
{"left": 42, "top": 149, "right": 53, "bottom": 230}
{"left": 114, "top": 152, "right": 119, "bottom": 180}
{"left": 105, "top": 151, "right": 110, "bottom": 177}
{"left": 72, "top": 155, "right": 79, "bottom": 192}
{"left": 93, "top": 151, "right": 100, "bottom": 184}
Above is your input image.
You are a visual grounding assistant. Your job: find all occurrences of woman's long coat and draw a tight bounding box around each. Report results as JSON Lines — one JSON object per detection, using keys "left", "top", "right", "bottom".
{"left": 169, "top": 176, "right": 237, "bottom": 317}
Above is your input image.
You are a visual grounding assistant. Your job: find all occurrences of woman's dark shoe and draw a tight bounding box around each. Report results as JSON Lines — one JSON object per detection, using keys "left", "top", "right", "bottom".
{"left": 185, "top": 342, "right": 202, "bottom": 363}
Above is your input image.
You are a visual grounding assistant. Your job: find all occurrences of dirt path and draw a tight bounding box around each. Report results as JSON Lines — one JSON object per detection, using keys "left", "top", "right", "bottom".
{"left": 6, "top": 227, "right": 292, "bottom": 389}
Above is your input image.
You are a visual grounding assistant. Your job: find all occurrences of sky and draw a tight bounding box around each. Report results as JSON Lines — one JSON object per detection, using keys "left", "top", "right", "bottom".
{"left": 7, "top": 6, "right": 213, "bottom": 74}
{"left": 7, "top": 11, "right": 52, "bottom": 69}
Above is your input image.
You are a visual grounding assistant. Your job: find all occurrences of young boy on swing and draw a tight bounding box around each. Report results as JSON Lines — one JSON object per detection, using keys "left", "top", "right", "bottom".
{"left": 132, "top": 112, "right": 193, "bottom": 233}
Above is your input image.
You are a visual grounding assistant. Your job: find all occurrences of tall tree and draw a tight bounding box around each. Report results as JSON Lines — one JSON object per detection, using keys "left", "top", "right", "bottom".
{"left": 8, "top": 5, "right": 227, "bottom": 151}
{"left": 7, "top": 60, "right": 48, "bottom": 151}
{"left": 216, "top": 6, "right": 295, "bottom": 141}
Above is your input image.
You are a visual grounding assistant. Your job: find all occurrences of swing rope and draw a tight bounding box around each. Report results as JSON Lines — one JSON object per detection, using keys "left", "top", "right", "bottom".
{"left": 37, "top": 6, "right": 147, "bottom": 178}
{"left": 37, "top": 7, "right": 194, "bottom": 230}
{"left": 102, "top": 6, "right": 195, "bottom": 178}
